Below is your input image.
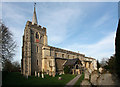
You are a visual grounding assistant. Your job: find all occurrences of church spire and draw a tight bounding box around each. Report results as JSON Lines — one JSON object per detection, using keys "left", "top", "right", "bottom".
{"left": 32, "top": 3, "right": 38, "bottom": 24}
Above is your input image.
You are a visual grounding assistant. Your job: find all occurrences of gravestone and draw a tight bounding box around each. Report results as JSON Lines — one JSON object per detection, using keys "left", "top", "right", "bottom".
{"left": 42, "top": 73, "right": 44, "bottom": 78}
{"left": 58, "top": 77, "right": 62, "bottom": 80}
{"left": 35, "top": 71, "right": 37, "bottom": 77}
{"left": 90, "top": 70, "right": 99, "bottom": 85}
{"left": 81, "top": 79, "right": 92, "bottom": 87}
{"left": 49, "top": 72, "right": 52, "bottom": 76}
{"left": 26, "top": 74, "right": 28, "bottom": 79}
{"left": 38, "top": 73, "right": 40, "bottom": 77}
{"left": 97, "top": 72, "right": 115, "bottom": 85}
{"left": 52, "top": 72, "right": 55, "bottom": 77}
{"left": 84, "top": 70, "right": 90, "bottom": 80}
{"left": 99, "top": 67, "right": 103, "bottom": 73}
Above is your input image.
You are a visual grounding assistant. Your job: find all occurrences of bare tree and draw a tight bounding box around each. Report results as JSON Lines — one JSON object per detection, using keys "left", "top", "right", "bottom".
{"left": 0, "top": 21, "right": 17, "bottom": 70}
{"left": 100, "top": 58, "right": 108, "bottom": 67}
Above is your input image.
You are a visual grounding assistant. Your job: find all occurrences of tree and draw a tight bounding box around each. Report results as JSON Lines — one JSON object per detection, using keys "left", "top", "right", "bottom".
{"left": 12, "top": 61, "right": 20, "bottom": 72}
{"left": 97, "top": 60, "right": 100, "bottom": 69}
{"left": 3, "top": 60, "right": 20, "bottom": 72}
{"left": 3, "top": 59, "right": 13, "bottom": 72}
{"left": 0, "top": 22, "right": 17, "bottom": 71}
{"left": 100, "top": 58, "right": 108, "bottom": 67}
{"left": 106, "top": 55, "right": 116, "bottom": 73}
{"left": 115, "top": 19, "right": 120, "bottom": 78}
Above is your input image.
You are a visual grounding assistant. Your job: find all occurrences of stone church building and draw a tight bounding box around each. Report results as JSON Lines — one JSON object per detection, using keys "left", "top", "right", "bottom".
{"left": 21, "top": 4, "right": 97, "bottom": 76}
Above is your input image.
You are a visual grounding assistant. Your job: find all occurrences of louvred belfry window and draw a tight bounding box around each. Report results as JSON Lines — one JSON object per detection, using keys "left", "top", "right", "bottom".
{"left": 36, "top": 32, "right": 39, "bottom": 39}
{"left": 36, "top": 32, "right": 40, "bottom": 42}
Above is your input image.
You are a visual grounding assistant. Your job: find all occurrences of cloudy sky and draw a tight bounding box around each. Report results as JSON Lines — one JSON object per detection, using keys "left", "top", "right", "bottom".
{"left": 2, "top": 2, "right": 118, "bottom": 63}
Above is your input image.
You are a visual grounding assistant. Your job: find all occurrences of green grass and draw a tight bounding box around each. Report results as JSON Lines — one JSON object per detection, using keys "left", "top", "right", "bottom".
{"left": 2, "top": 72, "right": 76, "bottom": 87}
{"left": 74, "top": 73, "right": 84, "bottom": 87}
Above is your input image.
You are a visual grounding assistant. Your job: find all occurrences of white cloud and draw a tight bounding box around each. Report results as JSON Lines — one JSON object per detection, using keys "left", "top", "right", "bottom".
{"left": 2, "top": 3, "right": 30, "bottom": 25}
{"left": 40, "top": 8, "right": 83, "bottom": 45}
{"left": 64, "top": 32, "right": 116, "bottom": 61}
{"left": 93, "top": 13, "right": 111, "bottom": 28}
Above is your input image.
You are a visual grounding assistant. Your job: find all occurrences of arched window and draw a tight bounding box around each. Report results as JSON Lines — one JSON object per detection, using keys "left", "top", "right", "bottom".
{"left": 36, "top": 32, "right": 39, "bottom": 39}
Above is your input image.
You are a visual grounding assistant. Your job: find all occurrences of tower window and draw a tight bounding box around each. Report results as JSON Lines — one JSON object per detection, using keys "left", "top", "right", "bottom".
{"left": 36, "top": 46, "right": 39, "bottom": 53}
{"left": 37, "top": 60, "right": 38, "bottom": 65}
{"left": 36, "top": 32, "right": 39, "bottom": 39}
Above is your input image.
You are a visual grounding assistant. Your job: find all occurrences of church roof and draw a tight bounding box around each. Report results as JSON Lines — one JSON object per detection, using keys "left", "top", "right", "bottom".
{"left": 48, "top": 45, "right": 85, "bottom": 57}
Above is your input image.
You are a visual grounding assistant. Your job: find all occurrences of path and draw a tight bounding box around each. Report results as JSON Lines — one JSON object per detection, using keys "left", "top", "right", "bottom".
{"left": 65, "top": 74, "right": 81, "bottom": 87}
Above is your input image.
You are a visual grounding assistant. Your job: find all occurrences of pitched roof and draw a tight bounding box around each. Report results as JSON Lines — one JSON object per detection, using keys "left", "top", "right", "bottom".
{"left": 64, "top": 58, "right": 81, "bottom": 66}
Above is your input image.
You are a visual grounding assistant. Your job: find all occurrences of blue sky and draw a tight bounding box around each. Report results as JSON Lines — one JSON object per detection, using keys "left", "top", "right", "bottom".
{"left": 2, "top": 2, "right": 118, "bottom": 62}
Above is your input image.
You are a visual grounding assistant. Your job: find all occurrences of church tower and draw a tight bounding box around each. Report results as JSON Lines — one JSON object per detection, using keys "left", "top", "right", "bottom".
{"left": 21, "top": 3, "right": 48, "bottom": 76}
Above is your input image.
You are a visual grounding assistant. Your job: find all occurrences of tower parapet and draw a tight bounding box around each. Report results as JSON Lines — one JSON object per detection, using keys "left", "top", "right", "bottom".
{"left": 26, "top": 21, "right": 47, "bottom": 34}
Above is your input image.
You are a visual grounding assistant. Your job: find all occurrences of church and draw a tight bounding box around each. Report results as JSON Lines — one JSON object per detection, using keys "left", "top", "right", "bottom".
{"left": 21, "top": 3, "right": 97, "bottom": 76}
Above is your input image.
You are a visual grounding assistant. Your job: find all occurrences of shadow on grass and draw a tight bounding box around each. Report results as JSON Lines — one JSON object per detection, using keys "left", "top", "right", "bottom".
{"left": 2, "top": 72, "right": 76, "bottom": 87}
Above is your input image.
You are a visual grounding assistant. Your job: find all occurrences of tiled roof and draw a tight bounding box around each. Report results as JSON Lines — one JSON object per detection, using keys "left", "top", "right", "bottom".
{"left": 64, "top": 58, "right": 81, "bottom": 66}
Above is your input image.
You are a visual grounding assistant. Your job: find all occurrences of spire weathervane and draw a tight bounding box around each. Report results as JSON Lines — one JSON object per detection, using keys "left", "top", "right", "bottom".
{"left": 32, "top": 2, "right": 38, "bottom": 24}
{"left": 34, "top": 2, "right": 36, "bottom": 8}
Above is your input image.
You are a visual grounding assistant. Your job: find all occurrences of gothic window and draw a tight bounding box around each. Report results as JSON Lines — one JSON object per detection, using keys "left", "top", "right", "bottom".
{"left": 37, "top": 60, "right": 38, "bottom": 65}
{"left": 36, "top": 32, "right": 39, "bottom": 39}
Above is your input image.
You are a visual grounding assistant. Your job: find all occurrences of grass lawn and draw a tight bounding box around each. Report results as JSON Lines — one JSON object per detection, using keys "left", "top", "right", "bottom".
{"left": 2, "top": 72, "right": 76, "bottom": 87}
{"left": 74, "top": 73, "right": 84, "bottom": 87}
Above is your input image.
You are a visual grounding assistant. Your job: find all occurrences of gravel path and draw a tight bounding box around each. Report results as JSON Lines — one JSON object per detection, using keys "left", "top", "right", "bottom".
{"left": 65, "top": 74, "right": 81, "bottom": 87}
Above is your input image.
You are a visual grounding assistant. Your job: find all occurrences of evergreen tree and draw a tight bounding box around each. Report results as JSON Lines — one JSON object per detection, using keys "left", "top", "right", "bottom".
{"left": 115, "top": 19, "right": 120, "bottom": 78}
{"left": 107, "top": 55, "right": 116, "bottom": 73}
{"left": 97, "top": 60, "right": 100, "bottom": 69}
